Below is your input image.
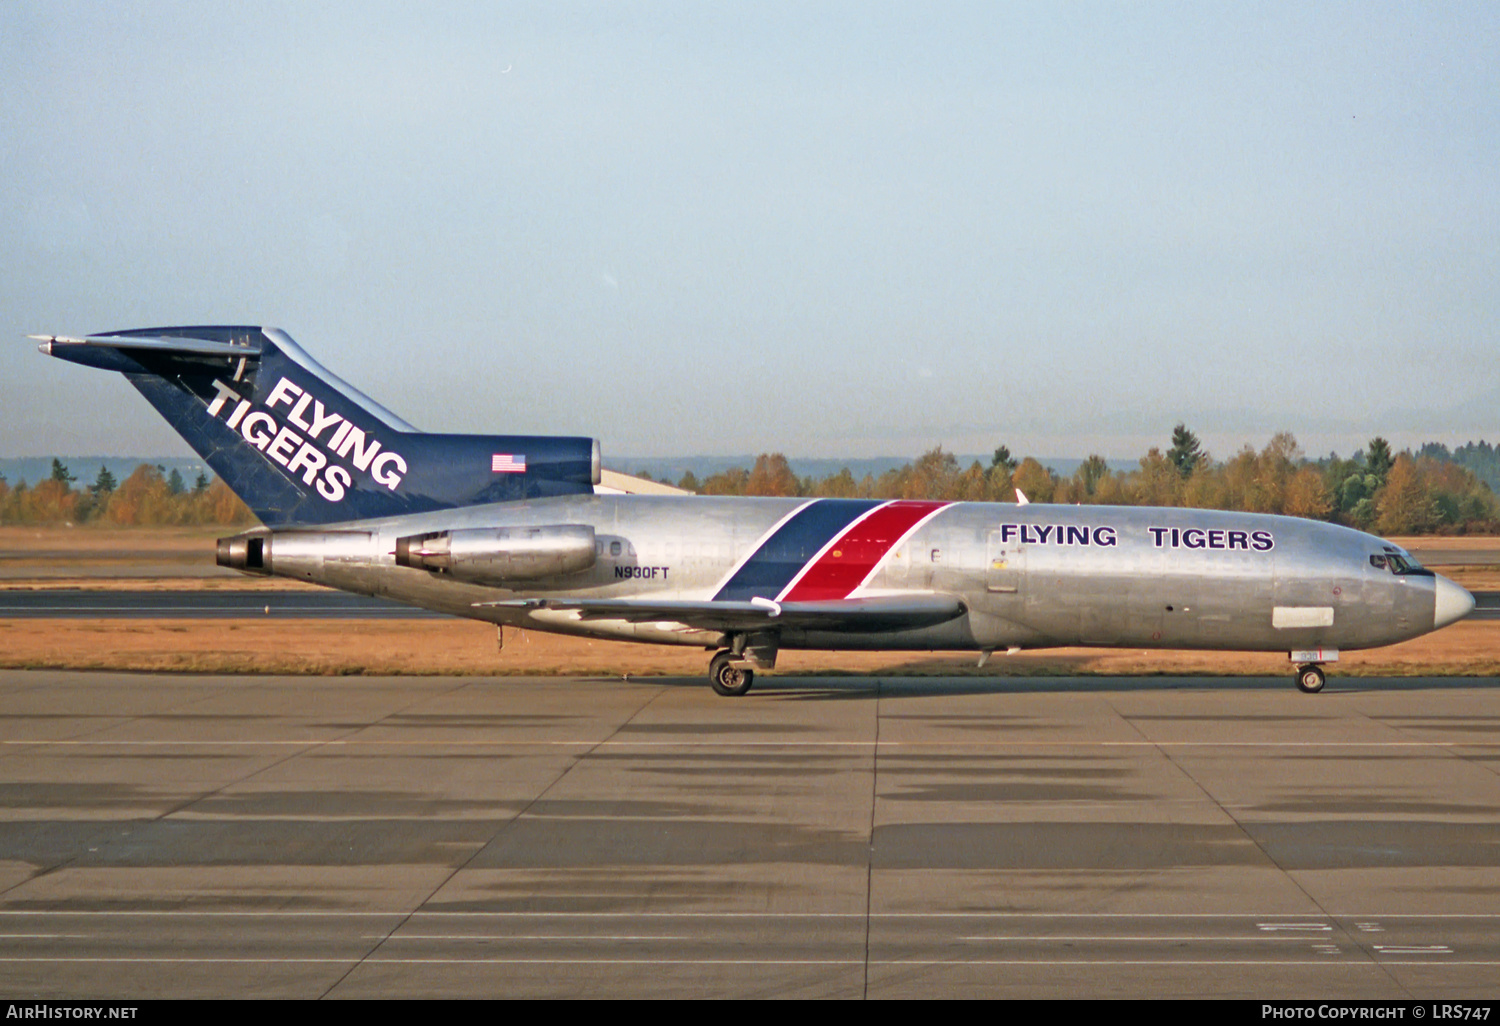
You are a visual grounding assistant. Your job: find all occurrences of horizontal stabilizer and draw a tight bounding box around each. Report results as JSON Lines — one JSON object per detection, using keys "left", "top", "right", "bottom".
{"left": 34, "top": 333, "right": 263, "bottom": 359}
{"left": 476, "top": 592, "right": 966, "bottom": 632}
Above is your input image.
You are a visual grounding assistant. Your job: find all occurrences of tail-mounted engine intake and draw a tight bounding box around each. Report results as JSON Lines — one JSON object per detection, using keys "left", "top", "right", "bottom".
{"left": 217, "top": 532, "right": 273, "bottom": 575}
{"left": 394, "top": 525, "right": 596, "bottom": 584}
{"left": 216, "top": 530, "right": 374, "bottom": 580}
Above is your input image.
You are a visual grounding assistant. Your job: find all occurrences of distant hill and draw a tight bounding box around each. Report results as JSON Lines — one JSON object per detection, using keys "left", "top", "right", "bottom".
{"left": 615, "top": 455, "right": 1101, "bottom": 485}
{"left": 1, "top": 454, "right": 1107, "bottom": 490}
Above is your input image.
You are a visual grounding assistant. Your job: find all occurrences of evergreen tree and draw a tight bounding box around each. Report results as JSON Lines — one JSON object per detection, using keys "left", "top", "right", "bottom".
{"left": 990, "top": 445, "right": 1017, "bottom": 474}
{"left": 1365, "top": 437, "right": 1394, "bottom": 480}
{"left": 193, "top": 472, "right": 209, "bottom": 494}
{"left": 92, "top": 465, "right": 117, "bottom": 495}
{"left": 1447, "top": 440, "right": 1499, "bottom": 491}
{"left": 50, "top": 459, "right": 75, "bottom": 484}
{"left": 1167, "top": 424, "right": 1204, "bottom": 478}
{"left": 167, "top": 468, "right": 185, "bottom": 495}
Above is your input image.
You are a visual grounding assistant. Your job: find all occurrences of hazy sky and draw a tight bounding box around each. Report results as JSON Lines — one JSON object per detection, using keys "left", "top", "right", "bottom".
{"left": 3, "top": 2, "right": 1496, "bottom": 462}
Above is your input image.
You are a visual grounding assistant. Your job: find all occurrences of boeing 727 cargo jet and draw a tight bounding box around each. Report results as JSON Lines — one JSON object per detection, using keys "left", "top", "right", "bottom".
{"left": 36, "top": 327, "right": 1475, "bottom": 695}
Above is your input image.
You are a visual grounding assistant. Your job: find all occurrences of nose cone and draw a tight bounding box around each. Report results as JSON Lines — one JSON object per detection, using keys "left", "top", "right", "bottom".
{"left": 1433, "top": 575, "right": 1475, "bottom": 629}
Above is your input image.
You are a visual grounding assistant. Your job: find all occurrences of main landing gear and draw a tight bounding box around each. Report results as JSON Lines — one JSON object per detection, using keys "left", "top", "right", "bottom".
{"left": 1295, "top": 664, "right": 1326, "bottom": 694}
{"left": 707, "top": 632, "right": 777, "bottom": 696}
{"left": 709, "top": 650, "right": 754, "bottom": 697}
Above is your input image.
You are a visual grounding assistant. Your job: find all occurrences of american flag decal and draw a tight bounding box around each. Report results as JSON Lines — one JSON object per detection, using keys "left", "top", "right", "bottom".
{"left": 491, "top": 453, "right": 526, "bottom": 473}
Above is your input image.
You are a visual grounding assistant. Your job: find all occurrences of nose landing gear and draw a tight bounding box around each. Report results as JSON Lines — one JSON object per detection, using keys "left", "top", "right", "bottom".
{"left": 1290, "top": 649, "right": 1335, "bottom": 694}
{"left": 1295, "top": 664, "right": 1326, "bottom": 694}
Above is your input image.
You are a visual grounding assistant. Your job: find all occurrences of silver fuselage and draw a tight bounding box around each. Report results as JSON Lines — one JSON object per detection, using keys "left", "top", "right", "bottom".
{"left": 251, "top": 495, "right": 1456, "bottom": 655}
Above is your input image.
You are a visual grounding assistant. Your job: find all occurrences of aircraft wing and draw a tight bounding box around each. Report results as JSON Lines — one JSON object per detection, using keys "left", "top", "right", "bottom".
{"left": 476, "top": 593, "right": 966, "bottom": 632}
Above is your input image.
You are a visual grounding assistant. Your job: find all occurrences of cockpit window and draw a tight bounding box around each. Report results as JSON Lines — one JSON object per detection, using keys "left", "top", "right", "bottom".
{"left": 1371, "top": 552, "right": 1434, "bottom": 576}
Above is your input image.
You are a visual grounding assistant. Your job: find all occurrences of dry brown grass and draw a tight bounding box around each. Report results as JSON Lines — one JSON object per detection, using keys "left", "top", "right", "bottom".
{"left": 1389, "top": 535, "right": 1500, "bottom": 550}
{"left": 0, "top": 526, "right": 224, "bottom": 553}
{"left": 0, "top": 577, "right": 323, "bottom": 591}
{"left": 1444, "top": 567, "right": 1500, "bottom": 590}
{"left": 1, "top": 617, "right": 1494, "bottom": 679}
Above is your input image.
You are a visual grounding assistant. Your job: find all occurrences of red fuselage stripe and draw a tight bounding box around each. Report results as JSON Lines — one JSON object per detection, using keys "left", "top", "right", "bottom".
{"left": 781, "top": 500, "right": 950, "bottom": 601}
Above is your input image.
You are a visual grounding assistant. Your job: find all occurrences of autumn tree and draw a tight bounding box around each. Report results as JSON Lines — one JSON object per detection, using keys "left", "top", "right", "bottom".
{"left": 1135, "top": 448, "right": 1181, "bottom": 507}
{"left": 955, "top": 460, "right": 990, "bottom": 502}
{"left": 745, "top": 454, "right": 800, "bottom": 496}
{"left": 195, "top": 478, "right": 256, "bottom": 525}
{"left": 1376, "top": 454, "right": 1437, "bottom": 534}
{"left": 1010, "top": 458, "right": 1055, "bottom": 504}
{"left": 810, "top": 467, "right": 862, "bottom": 498}
{"left": 1283, "top": 465, "right": 1333, "bottom": 520}
{"left": 700, "top": 466, "right": 750, "bottom": 496}
{"left": 1252, "top": 432, "right": 1302, "bottom": 514}
{"left": 102, "top": 465, "right": 174, "bottom": 525}
{"left": 24, "top": 478, "right": 78, "bottom": 524}
{"left": 902, "top": 448, "right": 960, "bottom": 499}
{"left": 1221, "top": 446, "right": 1262, "bottom": 511}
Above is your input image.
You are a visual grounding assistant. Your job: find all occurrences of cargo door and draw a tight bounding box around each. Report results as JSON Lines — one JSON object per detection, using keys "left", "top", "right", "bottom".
{"left": 986, "top": 530, "right": 1027, "bottom": 596}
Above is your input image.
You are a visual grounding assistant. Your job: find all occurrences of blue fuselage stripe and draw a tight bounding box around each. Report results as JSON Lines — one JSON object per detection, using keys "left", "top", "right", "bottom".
{"left": 713, "top": 499, "right": 881, "bottom": 602}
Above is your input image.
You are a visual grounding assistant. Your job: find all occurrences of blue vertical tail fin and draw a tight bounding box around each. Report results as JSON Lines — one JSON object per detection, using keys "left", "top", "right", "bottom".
{"left": 37, "top": 326, "right": 600, "bottom": 526}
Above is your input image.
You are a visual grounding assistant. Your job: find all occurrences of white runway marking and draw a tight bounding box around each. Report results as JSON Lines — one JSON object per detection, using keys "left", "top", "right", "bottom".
{"left": 374, "top": 934, "right": 692, "bottom": 942}
{"left": 872, "top": 960, "right": 1498, "bottom": 968}
{"left": 961, "top": 935, "right": 1309, "bottom": 943}
{"left": 4, "top": 739, "right": 1493, "bottom": 749}
{"left": 0, "top": 956, "right": 1493, "bottom": 967}
{"left": 2, "top": 911, "right": 1497, "bottom": 919}
{"left": 0, "top": 956, "right": 862, "bottom": 966}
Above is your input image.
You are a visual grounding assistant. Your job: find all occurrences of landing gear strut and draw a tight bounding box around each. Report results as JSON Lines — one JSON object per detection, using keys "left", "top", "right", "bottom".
{"left": 709, "top": 650, "right": 754, "bottom": 697}
{"left": 1295, "top": 664, "right": 1326, "bottom": 694}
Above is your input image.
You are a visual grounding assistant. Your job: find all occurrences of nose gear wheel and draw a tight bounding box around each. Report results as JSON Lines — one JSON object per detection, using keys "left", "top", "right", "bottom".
{"left": 1295, "top": 664, "right": 1326, "bottom": 694}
